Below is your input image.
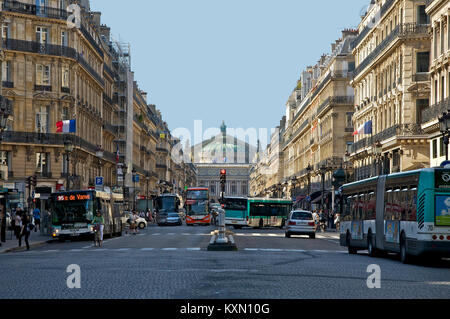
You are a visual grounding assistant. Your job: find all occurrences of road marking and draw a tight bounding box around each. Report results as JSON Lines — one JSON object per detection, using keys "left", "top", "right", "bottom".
{"left": 244, "top": 248, "right": 259, "bottom": 251}
{"left": 69, "top": 249, "right": 84, "bottom": 252}
{"left": 82, "top": 246, "right": 93, "bottom": 249}
{"left": 167, "top": 233, "right": 175, "bottom": 235}
{"left": 43, "top": 250, "right": 59, "bottom": 253}
{"left": 137, "top": 234, "right": 146, "bottom": 236}
{"left": 141, "top": 248, "right": 155, "bottom": 251}
{"left": 161, "top": 248, "right": 178, "bottom": 251}
{"left": 260, "top": 248, "right": 283, "bottom": 252}
{"left": 152, "top": 233, "right": 161, "bottom": 236}
{"left": 186, "top": 248, "right": 201, "bottom": 251}
{"left": 115, "top": 248, "right": 130, "bottom": 251}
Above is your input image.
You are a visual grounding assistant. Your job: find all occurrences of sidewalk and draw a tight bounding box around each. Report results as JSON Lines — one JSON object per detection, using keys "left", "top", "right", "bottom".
{"left": 0, "top": 229, "right": 53, "bottom": 254}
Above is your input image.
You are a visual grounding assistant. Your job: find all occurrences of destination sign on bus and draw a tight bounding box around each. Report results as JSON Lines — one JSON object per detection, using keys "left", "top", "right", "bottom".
{"left": 57, "top": 194, "right": 91, "bottom": 201}
{"left": 435, "top": 170, "right": 450, "bottom": 189}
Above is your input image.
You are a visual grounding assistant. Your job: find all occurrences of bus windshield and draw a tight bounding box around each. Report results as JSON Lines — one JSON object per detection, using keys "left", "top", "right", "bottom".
{"left": 51, "top": 198, "right": 94, "bottom": 226}
{"left": 156, "top": 196, "right": 177, "bottom": 213}
{"left": 187, "top": 190, "right": 208, "bottom": 200}
{"left": 186, "top": 199, "right": 208, "bottom": 215}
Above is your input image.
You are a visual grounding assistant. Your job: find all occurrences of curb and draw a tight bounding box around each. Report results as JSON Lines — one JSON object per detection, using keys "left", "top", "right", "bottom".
{"left": 0, "top": 240, "right": 53, "bottom": 254}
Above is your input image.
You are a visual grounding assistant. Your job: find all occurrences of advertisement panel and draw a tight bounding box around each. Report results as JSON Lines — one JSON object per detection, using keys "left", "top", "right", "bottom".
{"left": 385, "top": 221, "right": 399, "bottom": 243}
{"left": 435, "top": 195, "right": 450, "bottom": 227}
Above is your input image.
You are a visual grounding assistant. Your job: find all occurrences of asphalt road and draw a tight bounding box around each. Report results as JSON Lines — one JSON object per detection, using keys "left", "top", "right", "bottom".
{"left": 0, "top": 224, "right": 449, "bottom": 299}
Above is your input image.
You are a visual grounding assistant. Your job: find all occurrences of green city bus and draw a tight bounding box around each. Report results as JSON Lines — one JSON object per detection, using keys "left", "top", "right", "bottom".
{"left": 246, "top": 198, "right": 293, "bottom": 228}
{"left": 340, "top": 167, "right": 450, "bottom": 263}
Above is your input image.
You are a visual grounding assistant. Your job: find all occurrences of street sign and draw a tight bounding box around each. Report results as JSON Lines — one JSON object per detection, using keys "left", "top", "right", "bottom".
{"left": 95, "top": 177, "right": 104, "bottom": 186}
{"left": 133, "top": 175, "right": 139, "bottom": 183}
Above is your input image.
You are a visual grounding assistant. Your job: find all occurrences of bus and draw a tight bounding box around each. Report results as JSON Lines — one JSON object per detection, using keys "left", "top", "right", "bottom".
{"left": 155, "top": 194, "right": 181, "bottom": 224}
{"left": 339, "top": 168, "right": 450, "bottom": 264}
{"left": 246, "top": 198, "right": 292, "bottom": 228}
{"left": 223, "top": 197, "right": 248, "bottom": 229}
{"left": 185, "top": 187, "right": 211, "bottom": 225}
{"left": 49, "top": 190, "right": 124, "bottom": 240}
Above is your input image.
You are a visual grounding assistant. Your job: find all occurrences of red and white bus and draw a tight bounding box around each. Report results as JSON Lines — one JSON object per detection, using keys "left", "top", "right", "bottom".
{"left": 185, "top": 187, "right": 211, "bottom": 226}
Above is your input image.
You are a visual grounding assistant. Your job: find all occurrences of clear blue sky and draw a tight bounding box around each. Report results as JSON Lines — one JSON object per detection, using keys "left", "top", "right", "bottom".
{"left": 91, "top": 0, "right": 369, "bottom": 142}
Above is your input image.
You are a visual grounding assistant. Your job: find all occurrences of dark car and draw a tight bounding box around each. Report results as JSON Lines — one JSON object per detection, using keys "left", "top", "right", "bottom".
{"left": 158, "top": 213, "right": 183, "bottom": 226}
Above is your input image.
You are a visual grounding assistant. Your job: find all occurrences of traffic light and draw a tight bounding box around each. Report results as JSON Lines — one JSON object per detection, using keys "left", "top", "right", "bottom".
{"left": 26, "top": 176, "right": 32, "bottom": 188}
{"left": 220, "top": 169, "right": 227, "bottom": 193}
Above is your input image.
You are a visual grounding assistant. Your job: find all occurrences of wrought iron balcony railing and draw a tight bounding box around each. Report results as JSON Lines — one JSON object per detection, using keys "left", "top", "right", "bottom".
{"left": 422, "top": 97, "right": 450, "bottom": 124}
{"left": 353, "top": 23, "right": 429, "bottom": 79}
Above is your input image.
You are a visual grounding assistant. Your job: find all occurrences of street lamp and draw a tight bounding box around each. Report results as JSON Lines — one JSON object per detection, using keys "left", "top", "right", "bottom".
{"left": 306, "top": 164, "right": 312, "bottom": 210}
{"left": 146, "top": 172, "right": 150, "bottom": 213}
{"left": 132, "top": 168, "right": 137, "bottom": 212}
{"left": 0, "top": 95, "right": 12, "bottom": 244}
{"left": 95, "top": 146, "right": 104, "bottom": 178}
{"left": 373, "top": 141, "right": 382, "bottom": 176}
{"left": 439, "top": 112, "right": 450, "bottom": 161}
{"left": 64, "top": 137, "right": 74, "bottom": 191}
{"left": 290, "top": 176, "right": 297, "bottom": 201}
{"left": 319, "top": 165, "right": 327, "bottom": 213}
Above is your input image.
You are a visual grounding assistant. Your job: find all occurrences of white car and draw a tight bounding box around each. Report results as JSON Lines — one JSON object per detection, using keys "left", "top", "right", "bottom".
{"left": 123, "top": 214, "right": 147, "bottom": 229}
{"left": 285, "top": 210, "right": 316, "bottom": 239}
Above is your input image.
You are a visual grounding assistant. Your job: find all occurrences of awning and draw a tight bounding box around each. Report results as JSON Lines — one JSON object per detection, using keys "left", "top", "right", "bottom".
{"left": 311, "top": 191, "right": 331, "bottom": 204}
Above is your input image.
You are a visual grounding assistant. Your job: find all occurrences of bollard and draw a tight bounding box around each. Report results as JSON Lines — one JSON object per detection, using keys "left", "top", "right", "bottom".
{"left": 216, "top": 208, "right": 228, "bottom": 244}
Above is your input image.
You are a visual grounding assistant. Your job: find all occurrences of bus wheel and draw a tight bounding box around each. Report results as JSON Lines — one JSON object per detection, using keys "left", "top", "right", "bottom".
{"left": 259, "top": 219, "right": 264, "bottom": 229}
{"left": 400, "top": 233, "right": 411, "bottom": 264}
{"left": 347, "top": 233, "right": 357, "bottom": 255}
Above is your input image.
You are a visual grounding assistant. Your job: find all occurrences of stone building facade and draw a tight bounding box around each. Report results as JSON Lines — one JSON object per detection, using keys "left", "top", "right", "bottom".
{"left": 349, "top": 0, "right": 431, "bottom": 180}
{"left": 423, "top": 0, "right": 450, "bottom": 167}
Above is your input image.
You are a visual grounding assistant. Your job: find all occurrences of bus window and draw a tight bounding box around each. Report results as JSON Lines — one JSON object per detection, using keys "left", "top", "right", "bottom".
{"left": 358, "top": 193, "right": 365, "bottom": 221}
{"left": 408, "top": 186, "right": 418, "bottom": 222}
{"left": 343, "top": 195, "right": 352, "bottom": 221}
{"left": 367, "top": 191, "right": 375, "bottom": 220}
{"left": 385, "top": 189, "right": 393, "bottom": 221}
{"left": 393, "top": 188, "right": 401, "bottom": 221}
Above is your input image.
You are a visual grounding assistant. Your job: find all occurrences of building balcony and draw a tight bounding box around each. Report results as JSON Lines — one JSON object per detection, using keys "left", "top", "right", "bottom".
{"left": 34, "top": 85, "right": 52, "bottom": 92}
{"left": 353, "top": 23, "right": 429, "bottom": 79}
{"left": 422, "top": 97, "right": 449, "bottom": 125}
{"left": 2, "top": 81, "right": 14, "bottom": 88}
{"left": 61, "top": 87, "right": 70, "bottom": 94}
{"left": 413, "top": 73, "right": 430, "bottom": 82}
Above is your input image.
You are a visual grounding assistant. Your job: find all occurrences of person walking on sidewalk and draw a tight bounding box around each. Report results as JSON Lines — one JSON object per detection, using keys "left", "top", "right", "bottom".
{"left": 14, "top": 209, "right": 23, "bottom": 239}
{"left": 19, "top": 214, "right": 32, "bottom": 251}
{"left": 33, "top": 207, "right": 41, "bottom": 232}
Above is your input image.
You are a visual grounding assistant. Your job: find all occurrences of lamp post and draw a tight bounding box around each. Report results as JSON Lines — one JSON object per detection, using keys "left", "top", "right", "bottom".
{"left": 95, "top": 146, "right": 104, "bottom": 178}
{"left": 306, "top": 164, "right": 312, "bottom": 210}
{"left": 290, "top": 176, "right": 297, "bottom": 201}
{"left": 64, "top": 138, "right": 74, "bottom": 191}
{"left": 132, "top": 168, "right": 137, "bottom": 212}
{"left": 146, "top": 172, "right": 150, "bottom": 213}
{"left": 439, "top": 112, "right": 450, "bottom": 161}
{"left": 0, "top": 94, "right": 12, "bottom": 244}
{"left": 373, "top": 141, "right": 382, "bottom": 177}
{"left": 319, "top": 165, "right": 327, "bottom": 213}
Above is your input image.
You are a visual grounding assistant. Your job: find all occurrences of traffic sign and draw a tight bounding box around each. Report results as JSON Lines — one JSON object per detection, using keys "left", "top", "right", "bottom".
{"left": 95, "top": 177, "right": 104, "bottom": 187}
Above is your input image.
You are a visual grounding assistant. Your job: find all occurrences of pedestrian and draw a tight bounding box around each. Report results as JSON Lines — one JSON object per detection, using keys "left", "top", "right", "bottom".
{"left": 19, "top": 214, "right": 31, "bottom": 251}
{"left": 92, "top": 210, "right": 105, "bottom": 247}
{"left": 33, "top": 207, "right": 41, "bottom": 232}
{"left": 147, "top": 209, "right": 152, "bottom": 223}
{"left": 328, "top": 209, "right": 334, "bottom": 230}
{"left": 14, "top": 209, "right": 22, "bottom": 239}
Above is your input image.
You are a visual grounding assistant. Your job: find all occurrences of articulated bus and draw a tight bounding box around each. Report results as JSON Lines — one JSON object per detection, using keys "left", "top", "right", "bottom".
{"left": 223, "top": 197, "right": 248, "bottom": 229}
{"left": 246, "top": 198, "right": 292, "bottom": 228}
{"left": 49, "top": 190, "right": 124, "bottom": 240}
{"left": 340, "top": 168, "right": 450, "bottom": 263}
{"left": 185, "top": 187, "right": 211, "bottom": 225}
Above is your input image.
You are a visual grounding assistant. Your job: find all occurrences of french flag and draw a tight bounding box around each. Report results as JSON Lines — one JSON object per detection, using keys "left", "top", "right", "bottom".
{"left": 56, "top": 119, "right": 76, "bottom": 133}
{"left": 353, "top": 120, "right": 372, "bottom": 136}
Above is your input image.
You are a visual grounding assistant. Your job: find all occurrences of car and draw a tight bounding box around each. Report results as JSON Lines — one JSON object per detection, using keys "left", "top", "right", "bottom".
{"left": 158, "top": 213, "right": 183, "bottom": 226}
{"left": 285, "top": 210, "right": 316, "bottom": 239}
{"left": 123, "top": 213, "right": 147, "bottom": 229}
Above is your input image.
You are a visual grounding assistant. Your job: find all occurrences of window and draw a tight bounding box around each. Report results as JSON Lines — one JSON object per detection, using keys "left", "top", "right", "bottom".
{"left": 36, "top": 27, "right": 48, "bottom": 45}
{"left": 0, "top": 151, "right": 11, "bottom": 171}
{"left": 35, "top": 106, "right": 49, "bottom": 133}
{"left": 416, "top": 52, "right": 430, "bottom": 73}
{"left": 346, "top": 113, "right": 354, "bottom": 128}
{"left": 417, "top": 5, "right": 429, "bottom": 25}
{"left": 1, "top": 23, "right": 9, "bottom": 40}
{"left": 210, "top": 182, "right": 216, "bottom": 196}
{"left": 36, "top": 64, "right": 51, "bottom": 86}
{"left": 36, "top": 152, "right": 50, "bottom": 174}
{"left": 62, "top": 154, "right": 69, "bottom": 175}
{"left": 62, "top": 106, "right": 69, "bottom": 121}
{"left": 62, "top": 66, "right": 69, "bottom": 88}
{"left": 241, "top": 181, "right": 248, "bottom": 196}
{"left": 231, "top": 181, "right": 237, "bottom": 195}
{"left": 432, "top": 139, "right": 438, "bottom": 159}
{"left": 2, "top": 61, "right": 11, "bottom": 82}
{"left": 416, "top": 99, "right": 429, "bottom": 123}
{"left": 61, "top": 30, "right": 68, "bottom": 47}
